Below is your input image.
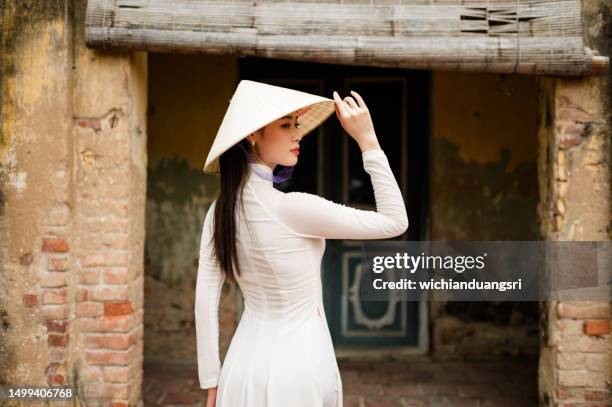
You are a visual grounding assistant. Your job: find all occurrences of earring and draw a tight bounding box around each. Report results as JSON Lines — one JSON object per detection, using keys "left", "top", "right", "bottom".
{"left": 251, "top": 139, "right": 256, "bottom": 146}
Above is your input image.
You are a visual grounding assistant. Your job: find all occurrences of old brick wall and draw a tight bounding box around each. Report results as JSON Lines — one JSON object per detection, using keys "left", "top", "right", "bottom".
{"left": 1, "top": 1, "right": 147, "bottom": 405}
{"left": 536, "top": 77, "right": 611, "bottom": 405}
{"left": 535, "top": 0, "right": 611, "bottom": 404}
{"left": 1, "top": 0, "right": 75, "bottom": 390}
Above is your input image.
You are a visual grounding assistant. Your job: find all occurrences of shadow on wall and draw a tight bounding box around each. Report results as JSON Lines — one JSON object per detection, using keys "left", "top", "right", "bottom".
{"left": 431, "top": 137, "right": 540, "bottom": 241}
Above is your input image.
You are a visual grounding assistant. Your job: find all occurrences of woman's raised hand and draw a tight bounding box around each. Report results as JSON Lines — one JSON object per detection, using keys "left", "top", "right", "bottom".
{"left": 332, "top": 90, "right": 381, "bottom": 152}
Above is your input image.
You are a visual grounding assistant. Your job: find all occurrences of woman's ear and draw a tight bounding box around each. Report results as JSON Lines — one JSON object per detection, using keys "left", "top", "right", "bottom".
{"left": 246, "top": 132, "right": 257, "bottom": 144}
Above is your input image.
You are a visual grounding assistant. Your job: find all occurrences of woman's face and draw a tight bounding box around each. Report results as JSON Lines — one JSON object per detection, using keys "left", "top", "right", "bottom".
{"left": 248, "top": 110, "right": 304, "bottom": 169}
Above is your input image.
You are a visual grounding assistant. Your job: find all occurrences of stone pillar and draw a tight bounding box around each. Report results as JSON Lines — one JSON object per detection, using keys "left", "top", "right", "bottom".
{"left": 536, "top": 63, "right": 611, "bottom": 407}
{"left": 71, "top": 0, "right": 148, "bottom": 404}
{"left": 536, "top": 0, "right": 611, "bottom": 404}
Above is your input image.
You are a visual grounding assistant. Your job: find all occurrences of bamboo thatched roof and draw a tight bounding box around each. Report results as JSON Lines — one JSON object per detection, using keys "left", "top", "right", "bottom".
{"left": 85, "top": 0, "right": 608, "bottom": 77}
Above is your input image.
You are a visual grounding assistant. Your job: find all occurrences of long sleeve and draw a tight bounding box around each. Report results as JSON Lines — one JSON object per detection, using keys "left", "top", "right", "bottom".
{"left": 274, "top": 148, "right": 409, "bottom": 240}
{"left": 194, "top": 201, "right": 226, "bottom": 389}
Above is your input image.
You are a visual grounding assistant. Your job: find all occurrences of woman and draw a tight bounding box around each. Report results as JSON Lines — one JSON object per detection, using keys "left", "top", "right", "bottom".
{"left": 195, "top": 80, "right": 408, "bottom": 407}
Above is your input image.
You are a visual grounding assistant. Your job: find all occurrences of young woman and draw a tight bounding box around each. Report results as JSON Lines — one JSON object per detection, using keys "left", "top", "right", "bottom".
{"left": 196, "top": 80, "right": 408, "bottom": 407}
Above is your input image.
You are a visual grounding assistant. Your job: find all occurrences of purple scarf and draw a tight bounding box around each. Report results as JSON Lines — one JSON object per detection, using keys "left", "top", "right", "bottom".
{"left": 236, "top": 143, "right": 295, "bottom": 184}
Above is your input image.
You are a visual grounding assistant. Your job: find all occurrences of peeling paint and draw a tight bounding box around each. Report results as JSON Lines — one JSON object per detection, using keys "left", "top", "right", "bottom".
{"left": 80, "top": 149, "right": 97, "bottom": 169}
{"left": 74, "top": 108, "right": 124, "bottom": 132}
{"left": 8, "top": 171, "right": 27, "bottom": 195}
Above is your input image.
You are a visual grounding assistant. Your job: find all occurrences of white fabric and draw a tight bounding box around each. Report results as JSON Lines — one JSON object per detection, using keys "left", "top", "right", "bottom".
{"left": 195, "top": 148, "right": 408, "bottom": 406}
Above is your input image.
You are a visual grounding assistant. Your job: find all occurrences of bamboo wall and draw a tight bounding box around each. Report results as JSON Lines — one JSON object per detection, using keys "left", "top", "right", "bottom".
{"left": 85, "top": 0, "right": 608, "bottom": 76}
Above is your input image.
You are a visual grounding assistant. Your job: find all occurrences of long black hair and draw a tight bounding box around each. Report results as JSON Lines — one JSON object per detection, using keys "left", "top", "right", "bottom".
{"left": 211, "top": 137, "right": 256, "bottom": 283}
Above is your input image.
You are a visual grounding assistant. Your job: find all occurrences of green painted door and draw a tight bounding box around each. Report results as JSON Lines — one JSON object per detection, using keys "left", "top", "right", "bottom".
{"left": 239, "top": 57, "right": 430, "bottom": 351}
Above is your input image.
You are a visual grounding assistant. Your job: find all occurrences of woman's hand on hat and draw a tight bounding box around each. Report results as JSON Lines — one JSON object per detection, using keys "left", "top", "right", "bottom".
{"left": 332, "top": 90, "right": 380, "bottom": 152}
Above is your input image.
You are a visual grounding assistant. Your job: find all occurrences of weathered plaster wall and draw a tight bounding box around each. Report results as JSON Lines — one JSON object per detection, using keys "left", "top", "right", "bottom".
{"left": 1, "top": 0, "right": 75, "bottom": 390}
{"left": 431, "top": 71, "right": 540, "bottom": 360}
{"left": 537, "top": 1, "right": 611, "bottom": 404}
{"left": 432, "top": 71, "right": 540, "bottom": 240}
{"left": 538, "top": 0, "right": 612, "bottom": 407}
{"left": 537, "top": 75, "right": 611, "bottom": 405}
{"left": 1, "top": 1, "right": 148, "bottom": 405}
{"left": 144, "top": 53, "right": 238, "bottom": 361}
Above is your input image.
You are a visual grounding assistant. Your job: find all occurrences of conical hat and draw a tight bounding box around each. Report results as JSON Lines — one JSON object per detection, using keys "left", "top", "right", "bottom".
{"left": 203, "top": 80, "right": 336, "bottom": 173}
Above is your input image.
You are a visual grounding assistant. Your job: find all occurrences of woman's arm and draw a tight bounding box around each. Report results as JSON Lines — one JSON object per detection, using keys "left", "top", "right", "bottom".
{"left": 274, "top": 148, "right": 409, "bottom": 240}
{"left": 194, "top": 201, "right": 226, "bottom": 390}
